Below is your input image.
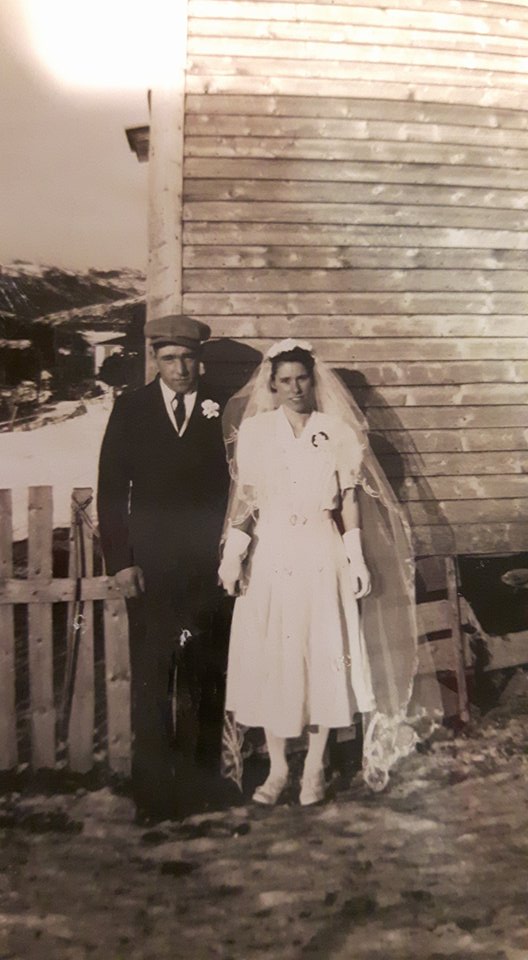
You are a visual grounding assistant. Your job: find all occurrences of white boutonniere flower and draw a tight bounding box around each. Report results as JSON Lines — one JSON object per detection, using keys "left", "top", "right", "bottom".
{"left": 201, "top": 399, "right": 220, "bottom": 419}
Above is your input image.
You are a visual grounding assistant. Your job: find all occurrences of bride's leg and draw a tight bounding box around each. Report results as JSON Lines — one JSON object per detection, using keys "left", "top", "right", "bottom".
{"left": 252, "top": 729, "right": 289, "bottom": 805}
{"left": 300, "top": 725, "right": 329, "bottom": 806}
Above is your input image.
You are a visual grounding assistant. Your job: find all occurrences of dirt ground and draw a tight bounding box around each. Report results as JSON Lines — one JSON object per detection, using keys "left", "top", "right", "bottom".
{"left": 1, "top": 698, "right": 528, "bottom": 960}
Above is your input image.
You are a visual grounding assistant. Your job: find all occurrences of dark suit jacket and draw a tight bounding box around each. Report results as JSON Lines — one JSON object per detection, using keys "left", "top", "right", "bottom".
{"left": 97, "top": 377, "right": 229, "bottom": 601}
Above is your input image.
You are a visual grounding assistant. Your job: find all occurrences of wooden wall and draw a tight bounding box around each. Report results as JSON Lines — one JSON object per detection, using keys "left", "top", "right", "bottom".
{"left": 180, "top": 0, "right": 528, "bottom": 557}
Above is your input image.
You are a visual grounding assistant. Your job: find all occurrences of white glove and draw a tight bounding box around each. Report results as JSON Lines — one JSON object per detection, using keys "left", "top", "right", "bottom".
{"left": 342, "top": 528, "right": 371, "bottom": 599}
{"left": 218, "top": 528, "right": 251, "bottom": 596}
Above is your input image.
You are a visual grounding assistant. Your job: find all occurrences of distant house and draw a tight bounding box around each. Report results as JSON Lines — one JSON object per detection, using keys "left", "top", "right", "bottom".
{"left": 32, "top": 297, "right": 145, "bottom": 391}
{"left": 0, "top": 338, "right": 35, "bottom": 387}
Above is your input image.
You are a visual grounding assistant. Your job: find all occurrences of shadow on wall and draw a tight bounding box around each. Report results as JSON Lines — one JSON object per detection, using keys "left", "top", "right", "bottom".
{"left": 202, "top": 338, "right": 262, "bottom": 405}
{"left": 335, "top": 366, "right": 456, "bottom": 559}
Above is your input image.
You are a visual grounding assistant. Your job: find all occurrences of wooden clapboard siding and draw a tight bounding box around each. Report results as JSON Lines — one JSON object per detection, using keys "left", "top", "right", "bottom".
{"left": 185, "top": 158, "right": 528, "bottom": 190}
{"left": 200, "top": 315, "right": 527, "bottom": 336}
{"left": 182, "top": 0, "right": 528, "bottom": 556}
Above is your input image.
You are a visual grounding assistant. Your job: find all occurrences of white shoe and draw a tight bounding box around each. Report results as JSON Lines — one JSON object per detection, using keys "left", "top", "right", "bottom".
{"left": 252, "top": 771, "right": 289, "bottom": 806}
{"left": 299, "top": 770, "right": 326, "bottom": 807}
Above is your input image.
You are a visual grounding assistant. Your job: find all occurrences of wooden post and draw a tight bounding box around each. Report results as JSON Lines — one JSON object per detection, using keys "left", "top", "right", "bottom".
{"left": 104, "top": 596, "right": 131, "bottom": 777}
{"left": 66, "top": 488, "right": 95, "bottom": 773}
{"left": 145, "top": 0, "right": 189, "bottom": 382}
{"left": 0, "top": 490, "right": 17, "bottom": 770}
{"left": 27, "top": 486, "right": 56, "bottom": 769}
{"left": 445, "top": 555, "right": 470, "bottom": 723}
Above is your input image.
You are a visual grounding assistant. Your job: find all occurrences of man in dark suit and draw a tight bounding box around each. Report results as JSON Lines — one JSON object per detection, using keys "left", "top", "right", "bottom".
{"left": 97, "top": 315, "right": 230, "bottom": 821}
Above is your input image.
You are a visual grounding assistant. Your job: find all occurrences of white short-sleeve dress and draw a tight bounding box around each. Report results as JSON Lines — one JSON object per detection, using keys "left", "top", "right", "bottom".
{"left": 225, "top": 407, "right": 376, "bottom": 738}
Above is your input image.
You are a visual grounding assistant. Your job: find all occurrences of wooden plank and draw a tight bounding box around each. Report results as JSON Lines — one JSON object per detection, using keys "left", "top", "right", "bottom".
{"left": 27, "top": 487, "right": 55, "bottom": 770}
{"left": 445, "top": 557, "right": 469, "bottom": 721}
{"left": 408, "top": 499, "right": 528, "bottom": 526}
{"left": 198, "top": 333, "right": 528, "bottom": 362}
{"left": 377, "top": 427, "right": 528, "bottom": 453}
{"left": 185, "top": 94, "right": 528, "bottom": 133}
{"left": 67, "top": 489, "right": 95, "bottom": 774}
{"left": 188, "top": 0, "right": 528, "bottom": 32}
{"left": 185, "top": 115, "right": 528, "bottom": 152}
{"left": 401, "top": 474, "right": 528, "bottom": 500}
{"left": 483, "top": 632, "right": 528, "bottom": 671}
{"left": 201, "top": 314, "right": 528, "bottom": 337}
{"left": 183, "top": 268, "right": 528, "bottom": 294}
{"left": 184, "top": 245, "right": 528, "bottom": 272}
{"left": 185, "top": 74, "right": 528, "bottom": 111}
{"left": 104, "top": 597, "right": 131, "bottom": 777}
{"left": 184, "top": 179, "right": 528, "bottom": 211}
{"left": 320, "top": 361, "right": 528, "bottom": 387}
{"left": 185, "top": 137, "right": 528, "bottom": 170}
{"left": 146, "top": 1, "right": 189, "bottom": 379}
{"left": 184, "top": 221, "right": 528, "bottom": 248}
{"left": 185, "top": 157, "right": 528, "bottom": 190}
{"left": 382, "top": 451, "right": 528, "bottom": 478}
{"left": 0, "top": 576, "right": 123, "bottom": 605}
{"left": 188, "top": 39, "right": 528, "bottom": 77}
{"left": 416, "top": 598, "right": 451, "bottom": 635}
{"left": 184, "top": 200, "right": 528, "bottom": 230}
{"left": 188, "top": 17, "right": 528, "bottom": 59}
{"left": 416, "top": 555, "right": 448, "bottom": 594}
{"left": 186, "top": 55, "right": 528, "bottom": 92}
{"left": 0, "top": 490, "right": 17, "bottom": 770}
{"left": 413, "top": 522, "right": 528, "bottom": 555}
{"left": 417, "top": 635, "right": 462, "bottom": 673}
{"left": 355, "top": 384, "right": 528, "bottom": 407}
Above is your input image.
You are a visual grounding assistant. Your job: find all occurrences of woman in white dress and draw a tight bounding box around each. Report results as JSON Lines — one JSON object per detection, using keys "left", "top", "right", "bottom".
{"left": 219, "top": 340, "right": 442, "bottom": 805}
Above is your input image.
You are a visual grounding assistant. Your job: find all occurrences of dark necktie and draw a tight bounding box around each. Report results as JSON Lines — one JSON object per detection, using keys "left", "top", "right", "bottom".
{"left": 172, "top": 393, "right": 186, "bottom": 432}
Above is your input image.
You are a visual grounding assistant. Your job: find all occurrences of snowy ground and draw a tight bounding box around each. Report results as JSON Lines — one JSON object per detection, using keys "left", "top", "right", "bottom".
{"left": 1, "top": 397, "right": 111, "bottom": 539}
{"left": 1, "top": 701, "right": 528, "bottom": 960}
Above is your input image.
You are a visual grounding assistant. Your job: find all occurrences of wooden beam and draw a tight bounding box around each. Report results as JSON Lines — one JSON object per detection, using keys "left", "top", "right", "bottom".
{"left": 184, "top": 221, "right": 528, "bottom": 248}
{"left": 185, "top": 94, "right": 528, "bottom": 133}
{"left": 104, "top": 597, "right": 131, "bottom": 778}
{"left": 27, "top": 487, "right": 55, "bottom": 770}
{"left": 146, "top": 0, "right": 189, "bottom": 380}
{"left": 67, "top": 489, "right": 95, "bottom": 774}
{"left": 197, "top": 314, "right": 528, "bottom": 338}
{"left": 185, "top": 157, "right": 528, "bottom": 190}
{"left": 185, "top": 74, "right": 528, "bottom": 111}
{"left": 0, "top": 490, "right": 17, "bottom": 770}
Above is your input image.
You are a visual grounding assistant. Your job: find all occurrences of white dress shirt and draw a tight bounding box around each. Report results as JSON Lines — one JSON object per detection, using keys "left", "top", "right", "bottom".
{"left": 159, "top": 379, "right": 197, "bottom": 436}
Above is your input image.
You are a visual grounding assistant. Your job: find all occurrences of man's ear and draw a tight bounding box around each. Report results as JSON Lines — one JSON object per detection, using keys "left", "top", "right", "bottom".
{"left": 199, "top": 360, "right": 206, "bottom": 377}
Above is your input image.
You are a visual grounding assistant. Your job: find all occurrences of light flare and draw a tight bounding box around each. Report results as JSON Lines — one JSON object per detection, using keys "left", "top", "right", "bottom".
{"left": 21, "top": 0, "right": 185, "bottom": 90}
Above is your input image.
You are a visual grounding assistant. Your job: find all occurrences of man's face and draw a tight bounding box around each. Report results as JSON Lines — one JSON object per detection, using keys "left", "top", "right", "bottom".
{"left": 154, "top": 344, "right": 200, "bottom": 394}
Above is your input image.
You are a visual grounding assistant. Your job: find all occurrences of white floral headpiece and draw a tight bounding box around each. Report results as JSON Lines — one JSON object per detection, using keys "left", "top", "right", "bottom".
{"left": 266, "top": 338, "right": 314, "bottom": 360}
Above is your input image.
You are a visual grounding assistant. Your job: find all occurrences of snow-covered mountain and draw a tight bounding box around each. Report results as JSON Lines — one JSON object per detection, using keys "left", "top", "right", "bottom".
{"left": 0, "top": 261, "right": 145, "bottom": 338}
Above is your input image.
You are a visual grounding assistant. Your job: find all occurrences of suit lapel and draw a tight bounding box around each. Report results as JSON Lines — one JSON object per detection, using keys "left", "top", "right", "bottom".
{"left": 147, "top": 377, "right": 209, "bottom": 442}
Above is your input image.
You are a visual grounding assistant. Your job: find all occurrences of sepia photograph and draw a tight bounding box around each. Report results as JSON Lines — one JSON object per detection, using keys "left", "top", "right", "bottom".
{"left": 1, "top": 1, "right": 528, "bottom": 958}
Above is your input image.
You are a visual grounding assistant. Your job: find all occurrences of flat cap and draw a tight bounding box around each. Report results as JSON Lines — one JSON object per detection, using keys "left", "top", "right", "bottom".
{"left": 145, "top": 314, "right": 211, "bottom": 349}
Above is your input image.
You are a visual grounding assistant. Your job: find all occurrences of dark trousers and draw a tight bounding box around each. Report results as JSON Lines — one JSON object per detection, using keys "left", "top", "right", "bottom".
{"left": 126, "top": 586, "right": 232, "bottom": 820}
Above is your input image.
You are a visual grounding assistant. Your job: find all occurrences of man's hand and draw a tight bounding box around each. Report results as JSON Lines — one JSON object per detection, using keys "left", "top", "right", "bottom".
{"left": 114, "top": 565, "right": 145, "bottom": 598}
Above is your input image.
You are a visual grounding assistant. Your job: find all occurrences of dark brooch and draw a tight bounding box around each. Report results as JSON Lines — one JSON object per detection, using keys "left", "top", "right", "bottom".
{"left": 311, "top": 431, "right": 329, "bottom": 447}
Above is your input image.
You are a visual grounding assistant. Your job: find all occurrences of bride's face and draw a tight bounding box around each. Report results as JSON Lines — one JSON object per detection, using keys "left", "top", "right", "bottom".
{"left": 272, "top": 361, "right": 314, "bottom": 414}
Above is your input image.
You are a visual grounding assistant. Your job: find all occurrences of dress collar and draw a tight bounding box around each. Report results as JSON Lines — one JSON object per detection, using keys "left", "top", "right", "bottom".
{"left": 276, "top": 405, "right": 317, "bottom": 442}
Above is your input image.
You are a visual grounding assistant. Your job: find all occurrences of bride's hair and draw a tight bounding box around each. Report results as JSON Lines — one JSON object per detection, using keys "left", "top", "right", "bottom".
{"left": 269, "top": 346, "right": 315, "bottom": 381}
